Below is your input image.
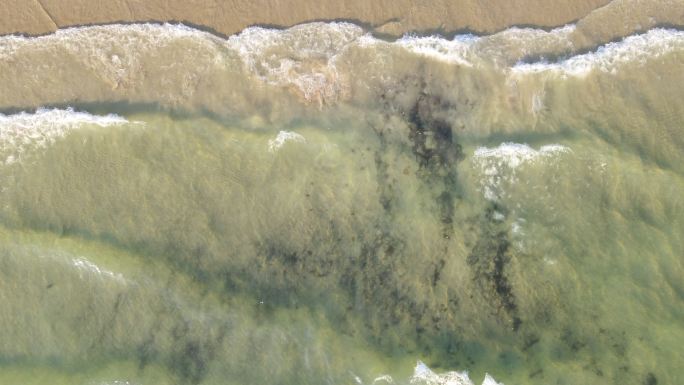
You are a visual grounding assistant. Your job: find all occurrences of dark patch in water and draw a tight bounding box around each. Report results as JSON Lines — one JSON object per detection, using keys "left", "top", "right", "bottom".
{"left": 432, "top": 259, "right": 446, "bottom": 287}
{"left": 406, "top": 93, "right": 463, "bottom": 237}
{"left": 644, "top": 372, "right": 658, "bottom": 385}
{"left": 561, "top": 329, "right": 586, "bottom": 352}
{"left": 407, "top": 99, "right": 461, "bottom": 170}
{"left": 136, "top": 336, "right": 158, "bottom": 371}
{"left": 467, "top": 203, "right": 521, "bottom": 330}
{"left": 371, "top": 125, "right": 398, "bottom": 214}
{"left": 522, "top": 334, "right": 540, "bottom": 351}
{"left": 437, "top": 190, "right": 455, "bottom": 224}
{"left": 167, "top": 322, "right": 224, "bottom": 385}
{"left": 171, "top": 341, "right": 209, "bottom": 384}
{"left": 599, "top": 329, "right": 629, "bottom": 357}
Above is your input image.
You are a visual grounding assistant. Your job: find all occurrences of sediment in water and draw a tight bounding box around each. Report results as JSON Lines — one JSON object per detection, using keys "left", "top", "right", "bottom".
{"left": 0, "top": 13, "right": 683, "bottom": 385}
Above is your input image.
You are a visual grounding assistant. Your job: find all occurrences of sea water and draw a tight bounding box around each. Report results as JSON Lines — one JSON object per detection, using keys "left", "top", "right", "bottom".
{"left": 0, "top": 21, "right": 682, "bottom": 385}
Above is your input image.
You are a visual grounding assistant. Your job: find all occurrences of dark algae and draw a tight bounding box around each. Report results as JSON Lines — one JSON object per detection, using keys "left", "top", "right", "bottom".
{"left": 467, "top": 203, "right": 521, "bottom": 330}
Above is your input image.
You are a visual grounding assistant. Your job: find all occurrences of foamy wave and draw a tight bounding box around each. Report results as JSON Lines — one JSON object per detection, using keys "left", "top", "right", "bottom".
{"left": 364, "top": 24, "right": 577, "bottom": 68}
{"left": 227, "top": 22, "right": 362, "bottom": 62}
{"left": 474, "top": 143, "right": 569, "bottom": 169}
{"left": 371, "top": 374, "right": 394, "bottom": 384}
{"left": 511, "top": 28, "right": 684, "bottom": 77}
{"left": 354, "top": 361, "right": 503, "bottom": 385}
{"left": 0, "top": 23, "right": 225, "bottom": 90}
{"left": 2, "top": 22, "right": 683, "bottom": 108}
{"left": 410, "top": 361, "right": 503, "bottom": 385}
{"left": 473, "top": 143, "right": 570, "bottom": 201}
{"left": 473, "top": 24, "right": 576, "bottom": 66}
{"left": 268, "top": 130, "right": 306, "bottom": 152}
{"left": 395, "top": 34, "right": 479, "bottom": 66}
{"left": 72, "top": 257, "right": 126, "bottom": 283}
{"left": 0, "top": 108, "right": 129, "bottom": 165}
{"left": 227, "top": 22, "right": 363, "bottom": 105}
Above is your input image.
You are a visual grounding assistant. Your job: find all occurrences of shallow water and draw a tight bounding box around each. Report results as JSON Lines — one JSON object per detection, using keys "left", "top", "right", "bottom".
{"left": 0, "top": 21, "right": 683, "bottom": 385}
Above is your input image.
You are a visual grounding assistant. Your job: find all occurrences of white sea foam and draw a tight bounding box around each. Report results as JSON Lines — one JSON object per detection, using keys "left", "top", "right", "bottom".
{"left": 410, "top": 361, "right": 502, "bottom": 385}
{"left": 372, "top": 374, "right": 394, "bottom": 384}
{"left": 226, "top": 22, "right": 363, "bottom": 104}
{"left": 95, "top": 380, "right": 135, "bottom": 385}
{"left": 481, "top": 374, "right": 504, "bottom": 385}
{"left": 396, "top": 34, "right": 479, "bottom": 66}
{"left": 511, "top": 28, "right": 684, "bottom": 77}
{"left": 365, "top": 24, "right": 576, "bottom": 68}
{"left": 2, "top": 22, "right": 683, "bottom": 106}
{"left": 473, "top": 24, "right": 576, "bottom": 66}
{"left": 487, "top": 24, "right": 576, "bottom": 49}
{"left": 268, "top": 130, "right": 306, "bottom": 152}
{"left": 72, "top": 257, "right": 126, "bottom": 283}
{"left": 352, "top": 362, "right": 502, "bottom": 385}
{"left": 474, "top": 143, "right": 569, "bottom": 169}
{"left": 0, "top": 23, "right": 226, "bottom": 89}
{"left": 473, "top": 143, "right": 570, "bottom": 201}
{"left": 227, "top": 22, "right": 362, "bottom": 63}
{"left": 0, "top": 108, "right": 130, "bottom": 165}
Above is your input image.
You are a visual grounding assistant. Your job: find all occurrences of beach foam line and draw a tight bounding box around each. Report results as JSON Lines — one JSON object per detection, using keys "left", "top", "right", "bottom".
{"left": 226, "top": 22, "right": 363, "bottom": 64}
{"left": 3, "top": 22, "right": 682, "bottom": 74}
{"left": 391, "top": 24, "right": 577, "bottom": 67}
{"left": 0, "top": 108, "right": 130, "bottom": 165}
{"left": 0, "top": 107, "right": 129, "bottom": 128}
{"left": 0, "top": 23, "right": 222, "bottom": 59}
{"left": 0, "top": 23, "right": 227, "bottom": 90}
{"left": 225, "top": 22, "right": 363, "bottom": 104}
{"left": 1, "top": 22, "right": 683, "bottom": 106}
{"left": 511, "top": 28, "right": 684, "bottom": 77}
{"left": 394, "top": 34, "right": 479, "bottom": 66}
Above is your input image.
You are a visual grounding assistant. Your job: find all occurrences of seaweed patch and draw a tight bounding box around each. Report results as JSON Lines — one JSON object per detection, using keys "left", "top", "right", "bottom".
{"left": 406, "top": 93, "right": 463, "bottom": 237}
{"left": 467, "top": 203, "right": 522, "bottom": 330}
{"left": 168, "top": 321, "right": 221, "bottom": 385}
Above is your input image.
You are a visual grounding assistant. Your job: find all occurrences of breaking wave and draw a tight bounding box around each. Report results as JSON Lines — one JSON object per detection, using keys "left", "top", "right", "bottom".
{"left": 0, "top": 108, "right": 130, "bottom": 165}
{"left": 1, "top": 22, "right": 683, "bottom": 109}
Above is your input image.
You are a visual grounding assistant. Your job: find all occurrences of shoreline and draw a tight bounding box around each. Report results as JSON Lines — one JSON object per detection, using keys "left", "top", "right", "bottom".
{"left": 2, "top": 0, "right": 613, "bottom": 37}
{"left": 1, "top": 0, "right": 681, "bottom": 54}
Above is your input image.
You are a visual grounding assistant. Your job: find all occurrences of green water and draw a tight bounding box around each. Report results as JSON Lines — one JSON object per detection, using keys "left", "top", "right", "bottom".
{"left": 0, "top": 21, "right": 683, "bottom": 385}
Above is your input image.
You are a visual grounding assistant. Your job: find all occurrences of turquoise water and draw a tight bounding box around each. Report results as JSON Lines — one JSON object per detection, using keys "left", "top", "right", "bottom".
{"left": 0, "top": 22, "right": 683, "bottom": 385}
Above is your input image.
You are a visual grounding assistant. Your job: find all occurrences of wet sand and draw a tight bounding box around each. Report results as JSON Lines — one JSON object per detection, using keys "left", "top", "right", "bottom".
{"left": 0, "top": 0, "right": 615, "bottom": 37}
{"left": 4, "top": 1, "right": 683, "bottom": 52}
